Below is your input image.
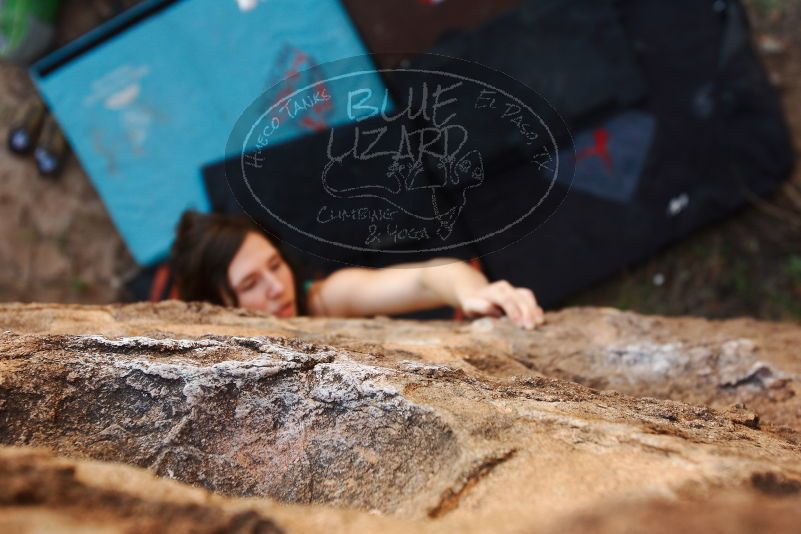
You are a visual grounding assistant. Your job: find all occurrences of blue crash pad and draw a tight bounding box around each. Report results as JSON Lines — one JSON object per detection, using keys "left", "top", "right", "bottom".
{"left": 31, "top": 0, "right": 385, "bottom": 265}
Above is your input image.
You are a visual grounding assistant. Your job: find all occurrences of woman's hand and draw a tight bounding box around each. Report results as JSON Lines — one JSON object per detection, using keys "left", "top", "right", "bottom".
{"left": 310, "top": 259, "right": 545, "bottom": 330}
{"left": 458, "top": 280, "right": 545, "bottom": 330}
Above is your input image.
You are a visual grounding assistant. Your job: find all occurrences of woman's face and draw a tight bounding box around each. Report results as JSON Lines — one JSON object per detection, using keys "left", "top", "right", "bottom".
{"left": 227, "top": 232, "right": 297, "bottom": 317}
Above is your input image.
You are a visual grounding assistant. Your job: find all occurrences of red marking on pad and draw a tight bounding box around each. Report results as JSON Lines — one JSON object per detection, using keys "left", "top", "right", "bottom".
{"left": 576, "top": 128, "right": 613, "bottom": 172}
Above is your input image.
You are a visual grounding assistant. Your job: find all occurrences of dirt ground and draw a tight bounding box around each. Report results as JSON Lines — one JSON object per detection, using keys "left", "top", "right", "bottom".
{"left": 0, "top": 0, "right": 799, "bottom": 320}
{"left": 0, "top": 1, "right": 140, "bottom": 305}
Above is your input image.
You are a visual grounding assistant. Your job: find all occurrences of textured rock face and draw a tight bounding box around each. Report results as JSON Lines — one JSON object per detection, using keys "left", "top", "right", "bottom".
{"left": 1, "top": 303, "right": 800, "bottom": 533}
{"left": 1, "top": 333, "right": 457, "bottom": 513}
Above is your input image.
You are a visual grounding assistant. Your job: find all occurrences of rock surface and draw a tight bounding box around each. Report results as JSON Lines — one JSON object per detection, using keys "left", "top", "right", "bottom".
{"left": 1, "top": 302, "right": 800, "bottom": 533}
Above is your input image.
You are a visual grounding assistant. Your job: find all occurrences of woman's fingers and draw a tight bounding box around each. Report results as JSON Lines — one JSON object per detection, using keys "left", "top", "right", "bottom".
{"left": 505, "top": 283, "right": 540, "bottom": 329}
{"left": 489, "top": 282, "right": 543, "bottom": 329}
{"left": 517, "top": 287, "right": 545, "bottom": 326}
{"left": 488, "top": 282, "right": 528, "bottom": 328}
{"left": 461, "top": 296, "right": 502, "bottom": 317}
{"left": 511, "top": 287, "right": 536, "bottom": 329}
{"left": 460, "top": 281, "right": 545, "bottom": 330}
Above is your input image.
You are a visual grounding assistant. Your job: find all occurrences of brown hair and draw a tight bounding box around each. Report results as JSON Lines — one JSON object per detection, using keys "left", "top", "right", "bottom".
{"left": 171, "top": 211, "right": 263, "bottom": 306}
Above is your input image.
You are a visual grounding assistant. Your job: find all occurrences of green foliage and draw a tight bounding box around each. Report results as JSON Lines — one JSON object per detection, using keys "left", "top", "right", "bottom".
{"left": 69, "top": 278, "right": 87, "bottom": 294}
{"left": 787, "top": 255, "right": 801, "bottom": 283}
{"left": 748, "top": 0, "right": 791, "bottom": 15}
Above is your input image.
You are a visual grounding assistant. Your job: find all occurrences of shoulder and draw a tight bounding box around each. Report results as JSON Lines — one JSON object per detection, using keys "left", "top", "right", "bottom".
{"left": 303, "top": 278, "right": 328, "bottom": 316}
{"left": 301, "top": 268, "right": 372, "bottom": 317}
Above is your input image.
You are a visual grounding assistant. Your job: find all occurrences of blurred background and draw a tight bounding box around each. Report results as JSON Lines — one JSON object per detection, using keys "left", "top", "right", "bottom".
{"left": 0, "top": 0, "right": 798, "bottom": 321}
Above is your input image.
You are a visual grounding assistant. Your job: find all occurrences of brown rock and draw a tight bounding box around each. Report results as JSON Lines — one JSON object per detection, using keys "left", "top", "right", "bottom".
{"left": 0, "top": 303, "right": 800, "bottom": 533}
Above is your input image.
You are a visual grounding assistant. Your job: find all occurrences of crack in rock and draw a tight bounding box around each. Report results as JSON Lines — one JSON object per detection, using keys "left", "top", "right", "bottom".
{"left": 427, "top": 448, "right": 518, "bottom": 518}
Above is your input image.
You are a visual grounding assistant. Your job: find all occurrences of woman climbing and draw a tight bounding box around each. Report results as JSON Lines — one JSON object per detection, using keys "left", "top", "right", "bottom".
{"left": 171, "top": 211, "right": 544, "bottom": 329}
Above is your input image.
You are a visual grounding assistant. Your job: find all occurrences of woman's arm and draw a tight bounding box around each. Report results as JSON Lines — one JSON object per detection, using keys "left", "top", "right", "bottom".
{"left": 307, "top": 258, "right": 544, "bottom": 329}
